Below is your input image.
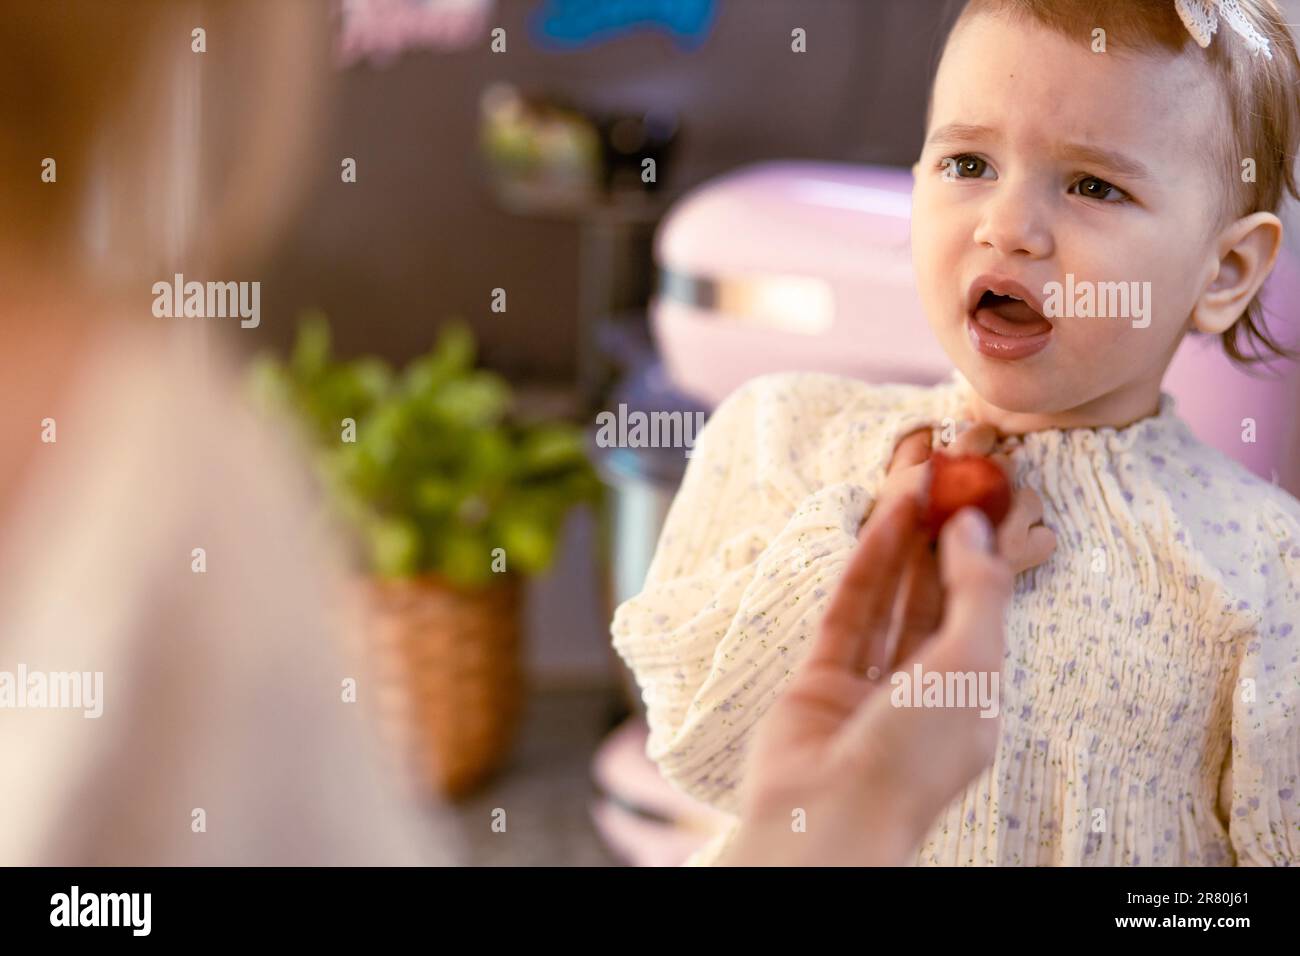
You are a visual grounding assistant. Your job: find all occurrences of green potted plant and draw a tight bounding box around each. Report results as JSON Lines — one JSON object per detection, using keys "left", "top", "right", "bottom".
{"left": 249, "top": 313, "right": 602, "bottom": 797}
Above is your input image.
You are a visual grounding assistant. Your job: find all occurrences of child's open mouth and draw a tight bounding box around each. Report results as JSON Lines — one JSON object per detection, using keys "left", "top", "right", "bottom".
{"left": 965, "top": 277, "right": 1053, "bottom": 360}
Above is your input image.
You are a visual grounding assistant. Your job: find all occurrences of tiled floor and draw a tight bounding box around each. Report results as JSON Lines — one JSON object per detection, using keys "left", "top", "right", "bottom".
{"left": 438, "top": 683, "right": 630, "bottom": 866}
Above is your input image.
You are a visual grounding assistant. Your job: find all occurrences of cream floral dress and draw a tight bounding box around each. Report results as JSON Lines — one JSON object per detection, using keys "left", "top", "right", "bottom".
{"left": 612, "top": 371, "right": 1300, "bottom": 866}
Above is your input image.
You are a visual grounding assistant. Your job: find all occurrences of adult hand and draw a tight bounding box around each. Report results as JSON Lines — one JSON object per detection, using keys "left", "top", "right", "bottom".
{"left": 718, "top": 494, "right": 1013, "bottom": 866}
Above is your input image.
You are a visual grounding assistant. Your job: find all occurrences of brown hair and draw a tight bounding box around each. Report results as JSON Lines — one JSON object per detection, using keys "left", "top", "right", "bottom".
{"left": 952, "top": 0, "right": 1300, "bottom": 366}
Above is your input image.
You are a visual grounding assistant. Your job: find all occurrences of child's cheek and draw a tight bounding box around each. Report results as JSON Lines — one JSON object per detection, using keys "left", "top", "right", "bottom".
{"left": 910, "top": 190, "right": 966, "bottom": 310}
{"left": 1048, "top": 271, "right": 1188, "bottom": 367}
{"left": 909, "top": 205, "right": 946, "bottom": 312}
{"left": 1055, "top": 323, "right": 1119, "bottom": 379}
{"left": 908, "top": 186, "right": 939, "bottom": 267}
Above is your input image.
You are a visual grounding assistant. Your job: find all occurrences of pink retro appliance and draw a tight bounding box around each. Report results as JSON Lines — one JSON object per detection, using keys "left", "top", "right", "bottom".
{"left": 651, "top": 161, "right": 1300, "bottom": 494}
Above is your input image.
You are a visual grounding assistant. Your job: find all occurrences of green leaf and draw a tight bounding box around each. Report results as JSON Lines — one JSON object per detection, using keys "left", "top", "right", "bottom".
{"left": 369, "top": 517, "right": 421, "bottom": 578}
{"left": 291, "top": 311, "right": 332, "bottom": 379}
{"left": 414, "top": 477, "right": 461, "bottom": 515}
{"left": 434, "top": 319, "right": 476, "bottom": 373}
{"left": 464, "top": 429, "right": 512, "bottom": 481}
{"left": 517, "top": 424, "right": 586, "bottom": 475}
{"left": 245, "top": 354, "right": 292, "bottom": 412}
{"left": 495, "top": 505, "right": 557, "bottom": 574}
{"left": 431, "top": 373, "right": 511, "bottom": 427}
{"left": 438, "top": 530, "right": 495, "bottom": 588}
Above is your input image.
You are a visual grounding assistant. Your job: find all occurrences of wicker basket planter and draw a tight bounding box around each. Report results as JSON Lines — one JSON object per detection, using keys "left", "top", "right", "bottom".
{"left": 254, "top": 319, "right": 600, "bottom": 800}
{"left": 358, "top": 572, "right": 525, "bottom": 800}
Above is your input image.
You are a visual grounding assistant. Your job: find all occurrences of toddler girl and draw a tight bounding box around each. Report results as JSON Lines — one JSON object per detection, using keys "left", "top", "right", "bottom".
{"left": 612, "top": 0, "right": 1300, "bottom": 865}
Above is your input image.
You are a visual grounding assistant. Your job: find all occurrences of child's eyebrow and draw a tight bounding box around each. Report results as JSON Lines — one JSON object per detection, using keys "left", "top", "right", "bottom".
{"left": 925, "top": 122, "right": 997, "bottom": 148}
{"left": 925, "top": 123, "right": 1153, "bottom": 181}
{"left": 1054, "top": 143, "right": 1153, "bottom": 181}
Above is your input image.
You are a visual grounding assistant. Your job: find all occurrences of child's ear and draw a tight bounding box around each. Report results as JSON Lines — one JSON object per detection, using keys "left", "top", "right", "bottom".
{"left": 1192, "top": 211, "right": 1283, "bottom": 335}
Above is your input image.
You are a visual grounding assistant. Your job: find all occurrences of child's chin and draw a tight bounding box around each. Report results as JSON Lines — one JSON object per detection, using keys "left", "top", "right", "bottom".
{"left": 962, "top": 362, "right": 1062, "bottom": 415}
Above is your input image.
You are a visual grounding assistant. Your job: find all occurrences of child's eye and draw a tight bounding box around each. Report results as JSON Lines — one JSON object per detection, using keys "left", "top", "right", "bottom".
{"left": 940, "top": 154, "right": 993, "bottom": 180}
{"left": 1072, "top": 175, "right": 1129, "bottom": 203}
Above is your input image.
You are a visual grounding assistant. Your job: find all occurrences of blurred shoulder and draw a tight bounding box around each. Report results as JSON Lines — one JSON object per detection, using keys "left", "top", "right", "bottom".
{"left": 712, "top": 370, "right": 945, "bottom": 433}
{"left": 701, "top": 371, "right": 955, "bottom": 497}
{"left": 722, "top": 369, "right": 937, "bottom": 409}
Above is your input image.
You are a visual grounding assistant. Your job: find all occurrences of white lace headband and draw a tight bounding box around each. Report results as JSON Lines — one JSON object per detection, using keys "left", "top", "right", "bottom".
{"left": 1176, "top": 0, "right": 1274, "bottom": 59}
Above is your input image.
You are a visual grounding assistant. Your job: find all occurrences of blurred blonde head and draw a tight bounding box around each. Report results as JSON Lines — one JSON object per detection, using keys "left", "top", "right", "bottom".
{"left": 0, "top": 0, "right": 332, "bottom": 302}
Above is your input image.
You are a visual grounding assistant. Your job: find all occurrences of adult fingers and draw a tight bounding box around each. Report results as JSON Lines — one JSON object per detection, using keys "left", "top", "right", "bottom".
{"left": 890, "top": 535, "right": 942, "bottom": 667}
{"left": 813, "top": 493, "right": 921, "bottom": 675}
{"left": 871, "top": 466, "right": 930, "bottom": 530}
{"left": 935, "top": 508, "right": 1013, "bottom": 674}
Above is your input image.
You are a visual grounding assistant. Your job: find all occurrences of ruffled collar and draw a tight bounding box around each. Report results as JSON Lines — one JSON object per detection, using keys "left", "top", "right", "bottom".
{"left": 939, "top": 370, "right": 1186, "bottom": 457}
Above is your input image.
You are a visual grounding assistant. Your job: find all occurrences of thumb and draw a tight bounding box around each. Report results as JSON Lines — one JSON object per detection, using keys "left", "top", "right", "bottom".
{"left": 933, "top": 508, "right": 1013, "bottom": 673}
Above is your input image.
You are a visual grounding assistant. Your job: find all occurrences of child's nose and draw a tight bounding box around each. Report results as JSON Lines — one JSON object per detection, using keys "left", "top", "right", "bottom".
{"left": 972, "top": 184, "right": 1054, "bottom": 259}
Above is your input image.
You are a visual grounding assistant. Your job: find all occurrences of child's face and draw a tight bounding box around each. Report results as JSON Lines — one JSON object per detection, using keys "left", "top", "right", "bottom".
{"left": 911, "top": 12, "right": 1227, "bottom": 426}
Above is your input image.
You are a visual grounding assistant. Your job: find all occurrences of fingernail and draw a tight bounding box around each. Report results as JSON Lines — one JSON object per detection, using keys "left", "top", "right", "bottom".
{"left": 956, "top": 509, "right": 993, "bottom": 552}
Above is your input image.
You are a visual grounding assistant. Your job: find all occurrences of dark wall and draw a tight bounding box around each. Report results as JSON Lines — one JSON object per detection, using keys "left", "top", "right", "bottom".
{"left": 255, "top": 0, "right": 962, "bottom": 378}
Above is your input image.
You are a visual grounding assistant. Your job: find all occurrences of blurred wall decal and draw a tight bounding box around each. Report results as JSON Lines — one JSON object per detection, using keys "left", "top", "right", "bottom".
{"left": 338, "top": 0, "right": 495, "bottom": 67}
{"left": 478, "top": 82, "right": 680, "bottom": 214}
{"left": 529, "top": 0, "right": 716, "bottom": 51}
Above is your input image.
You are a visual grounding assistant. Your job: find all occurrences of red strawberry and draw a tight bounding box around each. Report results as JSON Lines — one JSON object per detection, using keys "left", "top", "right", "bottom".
{"left": 923, "top": 451, "right": 1012, "bottom": 540}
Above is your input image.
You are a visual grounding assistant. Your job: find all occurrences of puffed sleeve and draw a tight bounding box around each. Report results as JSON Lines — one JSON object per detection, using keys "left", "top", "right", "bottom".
{"left": 610, "top": 372, "right": 915, "bottom": 817}
{"left": 1227, "top": 494, "right": 1300, "bottom": 866}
